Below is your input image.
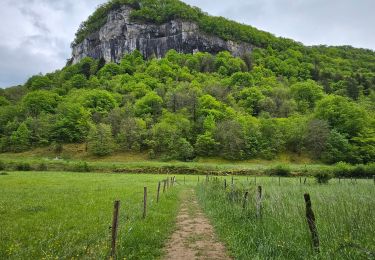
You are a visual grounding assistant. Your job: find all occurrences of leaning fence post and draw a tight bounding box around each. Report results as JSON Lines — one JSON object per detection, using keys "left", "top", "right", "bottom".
{"left": 143, "top": 187, "right": 147, "bottom": 219}
{"left": 256, "top": 186, "right": 262, "bottom": 218}
{"left": 111, "top": 200, "right": 120, "bottom": 258}
{"left": 243, "top": 191, "right": 249, "bottom": 210}
{"left": 157, "top": 182, "right": 161, "bottom": 203}
{"left": 304, "top": 193, "right": 320, "bottom": 253}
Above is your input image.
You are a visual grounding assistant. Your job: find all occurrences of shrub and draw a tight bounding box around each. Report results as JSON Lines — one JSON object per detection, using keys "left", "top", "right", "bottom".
{"left": 0, "top": 160, "right": 5, "bottom": 171}
{"left": 364, "top": 163, "right": 375, "bottom": 176}
{"left": 332, "top": 162, "right": 375, "bottom": 178}
{"left": 265, "top": 165, "right": 291, "bottom": 177}
{"left": 37, "top": 163, "right": 48, "bottom": 171}
{"left": 0, "top": 172, "right": 8, "bottom": 176}
{"left": 16, "top": 163, "right": 32, "bottom": 171}
{"left": 352, "top": 163, "right": 375, "bottom": 177}
{"left": 315, "top": 171, "right": 333, "bottom": 184}
{"left": 72, "top": 162, "right": 90, "bottom": 172}
{"left": 332, "top": 162, "right": 353, "bottom": 177}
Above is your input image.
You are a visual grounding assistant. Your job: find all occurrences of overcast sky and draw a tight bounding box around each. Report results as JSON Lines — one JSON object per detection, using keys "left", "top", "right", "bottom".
{"left": 0, "top": 0, "right": 374, "bottom": 88}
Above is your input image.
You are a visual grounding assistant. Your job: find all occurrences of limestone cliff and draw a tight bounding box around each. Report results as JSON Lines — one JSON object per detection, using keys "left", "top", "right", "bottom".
{"left": 71, "top": 5, "right": 253, "bottom": 63}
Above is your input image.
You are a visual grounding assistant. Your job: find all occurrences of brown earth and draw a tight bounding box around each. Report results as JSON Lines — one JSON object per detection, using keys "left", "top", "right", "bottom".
{"left": 164, "top": 190, "right": 231, "bottom": 260}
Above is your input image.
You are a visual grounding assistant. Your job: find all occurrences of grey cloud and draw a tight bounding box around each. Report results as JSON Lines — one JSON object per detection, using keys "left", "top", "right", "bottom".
{"left": 0, "top": 0, "right": 104, "bottom": 87}
{"left": 184, "top": 0, "right": 375, "bottom": 50}
{"left": 18, "top": 7, "right": 51, "bottom": 34}
{"left": 0, "top": 43, "right": 64, "bottom": 87}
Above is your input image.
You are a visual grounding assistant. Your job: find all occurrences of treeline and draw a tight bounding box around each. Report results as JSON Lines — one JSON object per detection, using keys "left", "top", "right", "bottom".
{"left": 0, "top": 50, "right": 374, "bottom": 163}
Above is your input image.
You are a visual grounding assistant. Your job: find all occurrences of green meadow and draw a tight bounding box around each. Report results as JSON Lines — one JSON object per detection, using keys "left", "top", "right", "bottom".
{"left": 197, "top": 176, "right": 375, "bottom": 259}
{"left": 0, "top": 172, "right": 195, "bottom": 259}
{"left": 1, "top": 172, "right": 374, "bottom": 259}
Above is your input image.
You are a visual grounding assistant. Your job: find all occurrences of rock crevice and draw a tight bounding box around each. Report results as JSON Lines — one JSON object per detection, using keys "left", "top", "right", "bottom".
{"left": 72, "top": 5, "right": 252, "bottom": 63}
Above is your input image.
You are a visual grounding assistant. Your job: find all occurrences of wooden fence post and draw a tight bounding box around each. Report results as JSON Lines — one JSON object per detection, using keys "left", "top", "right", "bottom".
{"left": 157, "top": 181, "right": 161, "bottom": 203}
{"left": 304, "top": 178, "right": 307, "bottom": 185}
{"left": 143, "top": 187, "right": 147, "bottom": 219}
{"left": 224, "top": 179, "right": 227, "bottom": 189}
{"left": 111, "top": 200, "right": 120, "bottom": 258}
{"left": 304, "top": 193, "right": 320, "bottom": 253}
{"left": 231, "top": 176, "right": 234, "bottom": 185}
{"left": 243, "top": 191, "right": 249, "bottom": 210}
{"left": 256, "top": 186, "right": 262, "bottom": 218}
{"left": 163, "top": 180, "right": 166, "bottom": 193}
{"left": 300, "top": 177, "right": 302, "bottom": 184}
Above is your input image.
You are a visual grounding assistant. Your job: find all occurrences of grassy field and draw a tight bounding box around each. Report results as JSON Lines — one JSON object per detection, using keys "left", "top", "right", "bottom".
{"left": 197, "top": 176, "right": 375, "bottom": 259}
{"left": 0, "top": 172, "right": 198, "bottom": 259}
{"left": 1, "top": 171, "right": 374, "bottom": 259}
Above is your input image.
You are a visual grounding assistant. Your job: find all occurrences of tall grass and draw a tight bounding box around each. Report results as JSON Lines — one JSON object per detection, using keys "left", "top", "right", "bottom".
{"left": 196, "top": 177, "right": 375, "bottom": 259}
{"left": 0, "top": 172, "right": 188, "bottom": 259}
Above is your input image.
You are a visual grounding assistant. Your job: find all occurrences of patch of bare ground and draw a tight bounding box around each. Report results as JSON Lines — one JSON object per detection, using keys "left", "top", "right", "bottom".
{"left": 164, "top": 190, "right": 231, "bottom": 260}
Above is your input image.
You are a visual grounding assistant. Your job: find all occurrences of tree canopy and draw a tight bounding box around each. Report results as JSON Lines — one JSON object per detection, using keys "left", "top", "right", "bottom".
{"left": 1, "top": 41, "right": 374, "bottom": 164}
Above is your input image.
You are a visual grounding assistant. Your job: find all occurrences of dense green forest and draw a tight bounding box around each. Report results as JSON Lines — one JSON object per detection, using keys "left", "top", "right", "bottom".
{"left": 0, "top": 0, "right": 374, "bottom": 164}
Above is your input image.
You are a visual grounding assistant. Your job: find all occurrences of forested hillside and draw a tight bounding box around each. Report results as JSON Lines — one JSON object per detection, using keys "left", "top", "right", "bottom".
{"left": 0, "top": 0, "right": 374, "bottom": 164}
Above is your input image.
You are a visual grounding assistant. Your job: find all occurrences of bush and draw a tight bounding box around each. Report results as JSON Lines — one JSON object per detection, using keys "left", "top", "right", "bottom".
{"left": 265, "top": 165, "right": 291, "bottom": 176}
{"left": 332, "top": 162, "right": 352, "bottom": 177}
{"left": 71, "top": 162, "right": 90, "bottom": 172}
{"left": 37, "top": 163, "right": 48, "bottom": 171}
{"left": 0, "top": 172, "right": 8, "bottom": 176}
{"left": 0, "top": 160, "right": 5, "bottom": 170}
{"left": 16, "top": 163, "right": 32, "bottom": 171}
{"left": 332, "top": 162, "right": 375, "bottom": 178}
{"left": 315, "top": 171, "right": 333, "bottom": 184}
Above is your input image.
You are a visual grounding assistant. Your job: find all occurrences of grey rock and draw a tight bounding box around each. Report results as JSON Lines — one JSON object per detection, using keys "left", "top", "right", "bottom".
{"left": 72, "top": 6, "right": 253, "bottom": 64}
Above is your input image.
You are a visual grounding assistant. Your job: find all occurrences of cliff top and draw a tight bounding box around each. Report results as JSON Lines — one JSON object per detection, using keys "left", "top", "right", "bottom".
{"left": 72, "top": 0, "right": 295, "bottom": 51}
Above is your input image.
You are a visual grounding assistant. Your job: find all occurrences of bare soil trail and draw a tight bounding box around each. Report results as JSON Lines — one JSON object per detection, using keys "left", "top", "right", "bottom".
{"left": 164, "top": 189, "right": 231, "bottom": 260}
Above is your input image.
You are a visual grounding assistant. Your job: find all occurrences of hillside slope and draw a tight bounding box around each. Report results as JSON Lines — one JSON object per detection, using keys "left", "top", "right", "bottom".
{"left": 0, "top": 0, "right": 374, "bottom": 164}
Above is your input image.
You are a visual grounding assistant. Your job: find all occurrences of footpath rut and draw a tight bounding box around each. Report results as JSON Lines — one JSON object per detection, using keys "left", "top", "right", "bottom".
{"left": 164, "top": 190, "right": 231, "bottom": 260}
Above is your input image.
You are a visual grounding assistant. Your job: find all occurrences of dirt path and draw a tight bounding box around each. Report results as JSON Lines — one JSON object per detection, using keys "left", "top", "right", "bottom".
{"left": 164, "top": 190, "right": 231, "bottom": 260}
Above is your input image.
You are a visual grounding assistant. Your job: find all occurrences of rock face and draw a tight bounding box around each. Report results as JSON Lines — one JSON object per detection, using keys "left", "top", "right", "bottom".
{"left": 72, "top": 5, "right": 253, "bottom": 64}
